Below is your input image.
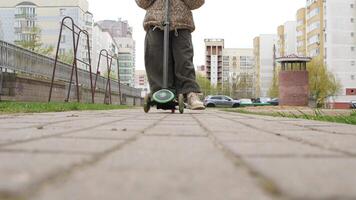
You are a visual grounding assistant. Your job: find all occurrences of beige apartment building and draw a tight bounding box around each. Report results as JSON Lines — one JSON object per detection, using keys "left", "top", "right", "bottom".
{"left": 296, "top": 8, "right": 307, "bottom": 56}
{"left": 306, "top": 0, "right": 324, "bottom": 58}
{"left": 205, "top": 39, "right": 224, "bottom": 86}
{"left": 253, "top": 35, "right": 277, "bottom": 98}
{"left": 222, "top": 48, "right": 255, "bottom": 98}
{"left": 277, "top": 25, "right": 285, "bottom": 57}
{"left": 0, "top": 0, "right": 93, "bottom": 70}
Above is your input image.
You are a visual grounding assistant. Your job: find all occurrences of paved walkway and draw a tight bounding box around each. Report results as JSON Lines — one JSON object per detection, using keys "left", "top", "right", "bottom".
{"left": 0, "top": 109, "right": 355, "bottom": 200}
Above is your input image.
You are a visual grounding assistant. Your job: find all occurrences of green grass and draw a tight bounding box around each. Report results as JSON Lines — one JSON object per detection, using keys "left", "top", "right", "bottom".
{"left": 224, "top": 108, "right": 356, "bottom": 125}
{"left": 0, "top": 101, "right": 131, "bottom": 114}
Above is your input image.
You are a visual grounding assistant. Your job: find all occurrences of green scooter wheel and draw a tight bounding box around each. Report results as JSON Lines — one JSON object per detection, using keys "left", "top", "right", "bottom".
{"left": 152, "top": 89, "right": 175, "bottom": 104}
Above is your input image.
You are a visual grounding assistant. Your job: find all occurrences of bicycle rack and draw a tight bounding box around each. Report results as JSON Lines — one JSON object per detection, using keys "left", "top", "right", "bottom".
{"left": 48, "top": 16, "right": 94, "bottom": 103}
{"left": 93, "top": 49, "right": 116, "bottom": 104}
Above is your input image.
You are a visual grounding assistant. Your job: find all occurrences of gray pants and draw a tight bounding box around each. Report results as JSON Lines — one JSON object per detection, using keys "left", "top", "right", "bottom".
{"left": 144, "top": 28, "right": 201, "bottom": 95}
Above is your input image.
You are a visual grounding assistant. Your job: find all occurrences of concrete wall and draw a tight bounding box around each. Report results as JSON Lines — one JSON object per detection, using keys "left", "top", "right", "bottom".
{"left": 0, "top": 73, "right": 142, "bottom": 106}
{"left": 279, "top": 71, "right": 309, "bottom": 106}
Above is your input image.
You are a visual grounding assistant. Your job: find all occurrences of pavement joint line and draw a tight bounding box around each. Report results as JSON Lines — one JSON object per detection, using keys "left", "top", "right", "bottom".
{"left": 220, "top": 111, "right": 356, "bottom": 137}
{"left": 2, "top": 117, "right": 93, "bottom": 130}
{"left": 190, "top": 113, "right": 286, "bottom": 199}
{"left": 215, "top": 113, "right": 356, "bottom": 157}
{"left": 0, "top": 148, "right": 97, "bottom": 156}
{"left": 55, "top": 136, "right": 133, "bottom": 141}
{"left": 2, "top": 113, "right": 170, "bottom": 200}
{"left": 0, "top": 115, "right": 138, "bottom": 149}
{"left": 143, "top": 134, "right": 208, "bottom": 138}
{"left": 232, "top": 154, "right": 350, "bottom": 159}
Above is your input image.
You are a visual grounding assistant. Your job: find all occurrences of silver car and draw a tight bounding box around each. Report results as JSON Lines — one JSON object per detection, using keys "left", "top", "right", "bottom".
{"left": 204, "top": 95, "right": 240, "bottom": 108}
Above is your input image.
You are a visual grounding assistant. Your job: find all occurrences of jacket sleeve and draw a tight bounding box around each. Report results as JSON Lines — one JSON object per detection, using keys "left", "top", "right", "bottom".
{"left": 181, "top": 0, "right": 205, "bottom": 10}
{"left": 135, "top": 0, "right": 156, "bottom": 9}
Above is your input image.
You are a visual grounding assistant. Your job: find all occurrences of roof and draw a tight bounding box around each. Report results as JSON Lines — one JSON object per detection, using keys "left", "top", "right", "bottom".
{"left": 276, "top": 54, "right": 312, "bottom": 63}
{"left": 16, "top": 1, "right": 37, "bottom": 6}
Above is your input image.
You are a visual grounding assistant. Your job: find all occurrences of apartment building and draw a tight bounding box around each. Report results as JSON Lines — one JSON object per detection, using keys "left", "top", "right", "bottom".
{"left": 306, "top": 0, "right": 324, "bottom": 58}
{"left": 253, "top": 35, "right": 278, "bottom": 98}
{"left": 0, "top": 18, "right": 3, "bottom": 40}
{"left": 323, "top": 0, "right": 356, "bottom": 106}
{"left": 205, "top": 39, "right": 224, "bottom": 86}
{"left": 135, "top": 70, "right": 149, "bottom": 97}
{"left": 277, "top": 21, "right": 297, "bottom": 57}
{"left": 296, "top": 8, "right": 307, "bottom": 56}
{"left": 277, "top": 25, "right": 285, "bottom": 57}
{"left": 222, "top": 48, "right": 255, "bottom": 98}
{"left": 0, "top": 0, "right": 93, "bottom": 70}
{"left": 92, "top": 24, "right": 119, "bottom": 78}
{"left": 96, "top": 19, "right": 136, "bottom": 87}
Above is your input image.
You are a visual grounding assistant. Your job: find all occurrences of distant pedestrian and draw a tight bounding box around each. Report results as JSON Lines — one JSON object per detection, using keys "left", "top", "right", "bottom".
{"left": 136, "top": 0, "right": 205, "bottom": 110}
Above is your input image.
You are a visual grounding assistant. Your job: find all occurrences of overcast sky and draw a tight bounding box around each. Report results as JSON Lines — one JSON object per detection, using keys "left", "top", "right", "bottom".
{"left": 88, "top": 0, "right": 305, "bottom": 70}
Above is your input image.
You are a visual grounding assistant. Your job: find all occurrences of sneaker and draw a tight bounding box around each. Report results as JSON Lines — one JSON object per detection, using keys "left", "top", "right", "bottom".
{"left": 187, "top": 92, "right": 205, "bottom": 110}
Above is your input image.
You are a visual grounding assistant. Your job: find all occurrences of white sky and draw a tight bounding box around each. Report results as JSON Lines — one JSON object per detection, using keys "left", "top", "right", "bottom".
{"left": 88, "top": 0, "right": 305, "bottom": 70}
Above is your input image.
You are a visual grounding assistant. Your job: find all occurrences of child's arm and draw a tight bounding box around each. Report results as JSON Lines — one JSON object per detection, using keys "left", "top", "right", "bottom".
{"left": 135, "top": 0, "right": 156, "bottom": 9}
{"left": 181, "top": 0, "right": 205, "bottom": 10}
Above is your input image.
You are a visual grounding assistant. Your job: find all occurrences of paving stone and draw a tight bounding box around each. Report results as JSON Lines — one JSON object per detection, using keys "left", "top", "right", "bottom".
{"left": 145, "top": 124, "right": 207, "bottom": 136}
{"left": 2, "top": 138, "right": 125, "bottom": 154}
{"left": 63, "top": 129, "right": 139, "bottom": 140}
{"left": 222, "top": 140, "right": 341, "bottom": 157}
{"left": 0, "top": 152, "right": 90, "bottom": 197}
{"left": 274, "top": 130, "right": 356, "bottom": 154}
{"left": 31, "top": 137, "right": 273, "bottom": 200}
{"left": 213, "top": 131, "right": 292, "bottom": 143}
{"left": 243, "top": 157, "right": 356, "bottom": 199}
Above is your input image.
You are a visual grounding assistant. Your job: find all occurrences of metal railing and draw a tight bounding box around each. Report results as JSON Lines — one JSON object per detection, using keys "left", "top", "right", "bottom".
{"left": 0, "top": 40, "right": 141, "bottom": 100}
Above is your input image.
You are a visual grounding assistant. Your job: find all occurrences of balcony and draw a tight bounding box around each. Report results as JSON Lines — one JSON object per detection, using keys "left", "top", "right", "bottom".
{"left": 15, "top": 13, "right": 37, "bottom": 20}
{"left": 85, "top": 21, "right": 93, "bottom": 26}
{"left": 14, "top": 26, "right": 36, "bottom": 34}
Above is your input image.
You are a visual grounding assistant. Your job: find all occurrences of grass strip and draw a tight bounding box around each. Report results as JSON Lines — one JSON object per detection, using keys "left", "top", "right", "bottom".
{"left": 0, "top": 101, "right": 131, "bottom": 114}
{"left": 224, "top": 108, "right": 356, "bottom": 125}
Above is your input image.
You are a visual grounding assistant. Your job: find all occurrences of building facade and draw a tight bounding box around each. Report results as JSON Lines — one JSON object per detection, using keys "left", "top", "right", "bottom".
{"left": 205, "top": 39, "right": 224, "bottom": 86}
{"left": 323, "top": 0, "right": 356, "bottom": 107}
{"left": 222, "top": 48, "right": 255, "bottom": 98}
{"left": 277, "top": 21, "right": 297, "bottom": 57}
{"left": 92, "top": 24, "right": 119, "bottom": 79}
{"left": 96, "top": 19, "right": 136, "bottom": 87}
{"left": 306, "top": 0, "right": 324, "bottom": 58}
{"left": 253, "top": 35, "right": 278, "bottom": 98}
{"left": 0, "top": 0, "right": 93, "bottom": 70}
{"left": 296, "top": 8, "right": 307, "bottom": 56}
{"left": 134, "top": 70, "right": 149, "bottom": 97}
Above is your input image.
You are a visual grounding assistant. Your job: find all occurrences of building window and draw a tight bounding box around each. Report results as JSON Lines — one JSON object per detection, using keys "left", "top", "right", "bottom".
{"left": 351, "top": 4, "right": 355, "bottom": 8}
{"left": 352, "top": 61, "right": 355, "bottom": 66}
{"left": 352, "top": 47, "right": 355, "bottom": 52}
{"left": 351, "top": 18, "right": 355, "bottom": 23}
{"left": 60, "top": 8, "right": 66, "bottom": 16}
{"left": 351, "top": 75, "right": 355, "bottom": 80}
{"left": 352, "top": 32, "right": 355, "bottom": 37}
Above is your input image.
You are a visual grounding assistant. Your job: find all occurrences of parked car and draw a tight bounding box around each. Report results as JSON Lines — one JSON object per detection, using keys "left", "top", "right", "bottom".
{"left": 255, "top": 97, "right": 272, "bottom": 103}
{"left": 239, "top": 99, "right": 254, "bottom": 107}
{"left": 351, "top": 100, "right": 356, "bottom": 109}
{"left": 268, "top": 98, "right": 279, "bottom": 106}
{"left": 204, "top": 95, "right": 240, "bottom": 108}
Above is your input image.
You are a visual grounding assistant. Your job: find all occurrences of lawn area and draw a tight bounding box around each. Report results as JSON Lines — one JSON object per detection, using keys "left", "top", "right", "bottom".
{"left": 0, "top": 101, "right": 131, "bottom": 114}
{"left": 225, "top": 107, "right": 356, "bottom": 125}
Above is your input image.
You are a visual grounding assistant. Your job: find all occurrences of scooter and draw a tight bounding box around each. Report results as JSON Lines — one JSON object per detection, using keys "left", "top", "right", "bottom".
{"left": 143, "top": 0, "right": 184, "bottom": 114}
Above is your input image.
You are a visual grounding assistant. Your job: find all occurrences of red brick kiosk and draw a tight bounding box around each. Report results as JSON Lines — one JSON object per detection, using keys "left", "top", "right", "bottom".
{"left": 276, "top": 55, "right": 312, "bottom": 106}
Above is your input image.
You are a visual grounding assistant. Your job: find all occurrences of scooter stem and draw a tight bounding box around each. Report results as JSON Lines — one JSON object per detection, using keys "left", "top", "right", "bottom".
{"left": 163, "top": 0, "right": 170, "bottom": 89}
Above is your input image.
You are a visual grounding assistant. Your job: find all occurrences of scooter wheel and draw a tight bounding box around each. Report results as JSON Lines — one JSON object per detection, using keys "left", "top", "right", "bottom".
{"left": 143, "top": 94, "right": 151, "bottom": 113}
{"left": 178, "top": 94, "right": 184, "bottom": 114}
